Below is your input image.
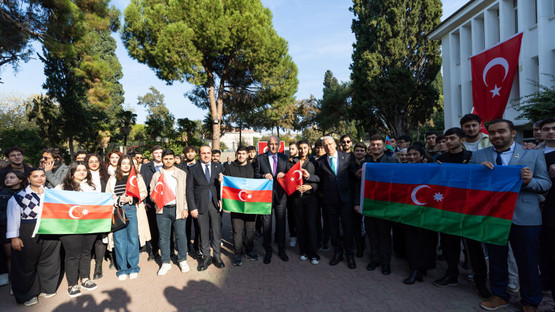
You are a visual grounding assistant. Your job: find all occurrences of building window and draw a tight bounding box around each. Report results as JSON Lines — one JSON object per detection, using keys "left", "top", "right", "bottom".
{"left": 533, "top": 0, "right": 538, "bottom": 25}
{"left": 513, "top": 0, "right": 518, "bottom": 33}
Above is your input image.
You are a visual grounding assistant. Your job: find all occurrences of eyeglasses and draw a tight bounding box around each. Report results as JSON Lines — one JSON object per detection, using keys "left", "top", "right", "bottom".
{"left": 341, "top": 140, "right": 351, "bottom": 144}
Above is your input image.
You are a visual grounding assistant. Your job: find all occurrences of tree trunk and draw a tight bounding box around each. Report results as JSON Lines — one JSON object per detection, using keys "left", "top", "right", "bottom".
{"left": 239, "top": 120, "right": 242, "bottom": 147}
{"left": 68, "top": 136, "right": 74, "bottom": 156}
{"left": 207, "top": 71, "right": 221, "bottom": 149}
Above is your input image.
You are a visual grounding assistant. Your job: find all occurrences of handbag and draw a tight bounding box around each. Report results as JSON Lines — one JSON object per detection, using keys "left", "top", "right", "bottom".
{"left": 111, "top": 204, "right": 129, "bottom": 232}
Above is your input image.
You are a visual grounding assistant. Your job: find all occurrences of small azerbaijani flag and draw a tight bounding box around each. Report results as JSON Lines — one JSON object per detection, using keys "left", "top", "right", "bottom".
{"left": 221, "top": 175, "right": 273, "bottom": 215}
{"left": 35, "top": 189, "right": 113, "bottom": 235}
{"left": 385, "top": 136, "right": 394, "bottom": 152}
{"left": 360, "top": 163, "right": 523, "bottom": 245}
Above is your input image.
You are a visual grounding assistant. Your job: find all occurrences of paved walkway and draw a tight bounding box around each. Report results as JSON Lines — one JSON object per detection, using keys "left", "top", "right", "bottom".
{"left": 1, "top": 213, "right": 553, "bottom": 311}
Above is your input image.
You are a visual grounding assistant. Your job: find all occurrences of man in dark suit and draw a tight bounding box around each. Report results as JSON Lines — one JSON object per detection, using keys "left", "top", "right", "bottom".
{"left": 140, "top": 145, "right": 164, "bottom": 261}
{"left": 186, "top": 145, "right": 224, "bottom": 271}
{"left": 253, "top": 135, "right": 289, "bottom": 264}
{"left": 470, "top": 120, "right": 551, "bottom": 312}
{"left": 316, "top": 136, "right": 356, "bottom": 269}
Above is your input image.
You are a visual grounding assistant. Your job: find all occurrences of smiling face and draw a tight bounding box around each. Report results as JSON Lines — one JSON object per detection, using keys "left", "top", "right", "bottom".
{"left": 28, "top": 170, "right": 46, "bottom": 188}
{"left": 323, "top": 138, "right": 337, "bottom": 156}
{"left": 407, "top": 149, "right": 423, "bottom": 163}
{"left": 73, "top": 164, "right": 88, "bottom": 183}
{"left": 268, "top": 136, "right": 279, "bottom": 154}
{"left": 298, "top": 143, "right": 310, "bottom": 159}
{"left": 200, "top": 146, "right": 212, "bottom": 164}
{"left": 109, "top": 153, "right": 120, "bottom": 167}
{"left": 88, "top": 156, "right": 100, "bottom": 171}
{"left": 488, "top": 121, "right": 516, "bottom": 150}
{"left": 120, "top": 158, "right": 131, "bottom": 174}
{"left": 8, "top": 150, "right": 23, "bottom": 165}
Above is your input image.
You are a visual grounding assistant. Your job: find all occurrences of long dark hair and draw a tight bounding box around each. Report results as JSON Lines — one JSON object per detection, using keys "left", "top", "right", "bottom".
{"left": 85, "top": 153, "right": 109, "bottom": 182}
{"left": 115, "top": 155, "right": 136, "bottom": 182}
{"left": 3, "top": 170, "right": 28, "bottom": 190}
{"left": 62, "top": 162, "right": 95, "bottom": 191}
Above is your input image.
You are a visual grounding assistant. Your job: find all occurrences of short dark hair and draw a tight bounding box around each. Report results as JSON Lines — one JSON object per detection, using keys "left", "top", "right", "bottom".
{"left": 297, "top": 140, "right": 309, "bottom": 147}
{"left": 42, "top": 147, "right": 63, "bottom": 161}
{"left": 354, "top": 142, "right": 367, "bottom": 150}
{"left": 339, "top": 135, "right": 351, "bottom": 142}
{"left": 425, "top": 131, "right": 438, "bottom": 138}
{"left": 151, "top": 145, "right": 163, "bottom": 153}
{"left": 539, "top": 117, "right": 555, "bottom": 128}
{"left": 236, "top": 146, "right": 248, "bottom": 153}
{"left": 314, "top": 139, "right": 323, "bottom": 147}
{"left": 183, "top": 145, "right": 197, "bottom": 153}
{"left": 397, "top": 135, "right": 411, "bottom": 143}
{"left": 162, "top": 149, "right": 175, "bottom": 157}
{"left": 444, "top": 127, "right": 466, "bottom": 138}
{"left": 388, "top": 135, "right": 396, "bottom": 140}
{"left": 369, "top": 134, "right": 385, "bottom": 143}
{"left": 407, "top": 145, "right": 432, "bottom": 163}
{"left": 289, "top": 142, "right": 297, "bottom": 147}
{"left": 73, "top": 149, "right": 87, "bottom": 160}
{"left": 487, "top": 119, "right": 515, "bottom": 131}
{"left": 247, "top": 146, "right": 256, "bottom": 152}
{"left": 436, "top": 134, "right": 445, "bottom": 141}
{"left": 460, "top": 114, "right": 482, "bottom": 126}
{"left": 212, "top": 149, "right": 221, "bottom": 155}
{"left": 4, "top": 146, "right": 24, "bottom": 158}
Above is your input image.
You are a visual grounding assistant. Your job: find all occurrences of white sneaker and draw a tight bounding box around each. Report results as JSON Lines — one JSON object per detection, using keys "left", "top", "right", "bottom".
{"left": 129, "top": 273, "right": 138, "bottom": 280}
{"left": 24, "top": 296, "right": 38, "bottom": 306}
{"left": 299, "top": 254, "right": 308, "bottom": 261}
{"left": 0, "top": 273, "right": 9, "bottom": 286}
{"left": 157, "top": 263, "right": 172, "bottom": 276}
{"left": 179, "top": 261, "right": 190, "bottom": 273}
{"left": 118, "top": 274, "right": 128, "bottom": 281}
{"left": 310, "top": 258, "right": 320, "bottom": 265}
{"left": 289, "top": 237, "right": 297, "bottom": 247}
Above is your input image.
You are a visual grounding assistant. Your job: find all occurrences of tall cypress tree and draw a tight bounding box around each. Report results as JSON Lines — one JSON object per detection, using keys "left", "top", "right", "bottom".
{"left": 350, "top": 0, "right": 442, "bottom": 136}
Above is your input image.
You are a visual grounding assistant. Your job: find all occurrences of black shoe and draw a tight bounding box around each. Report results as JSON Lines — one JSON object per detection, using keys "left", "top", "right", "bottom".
{"left": 403, "top": 271, "right": 424, "bottom": 284}
{"left": 356, "top": 247, "right": 364, "bottom": 258}
{"left": 197, "top": 257, "right": 212, "bottom": 271}
{"left": 263, "top": 252, "right": 272, "bottom": 264}
{"left": 233, "top": 255, "right": 242, "bottom": 266}
{"left": 147, "top": 252, "right": 156, "bottom": 262}
{"left": 213, "top": 257, "right": 225, "bottom": 269}
{"left": 245, "top": 252, "right": 259, "bottom": 261}
{"left": 433, "top": 275, "right": 458, "bottom": 287}
{"left": 93, "top": 264, "right": 103, "bottom": 280}
{"left": 381, "top": 263, "right": 391, "bottom": 275}
{"left": 366, "top": 262, "right": 379, "bottom": 271}
{"left": 329, "top": 254, "right": 343, "bottom": 266}
{"left": 278, "top": 251, "right": 289, "bottom": 262}
{"left": 475, "top": 284, "right": 492, "bottom": 300}
{"left": 347, "top": 256, "right": 356, "bottom": 269}
{"left": 109, "top": 261, "right": 115, "bottom": 270}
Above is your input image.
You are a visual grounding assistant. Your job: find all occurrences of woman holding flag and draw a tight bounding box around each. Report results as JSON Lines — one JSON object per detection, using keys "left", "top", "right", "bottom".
{"left": 106, "top": 155, "right": 147, "bottom": 281}
{"left": 7, "top": 168, "right": 61, "bottom": 306}
{"left": 55, "top": 162, "right": 99, "bottom": 297}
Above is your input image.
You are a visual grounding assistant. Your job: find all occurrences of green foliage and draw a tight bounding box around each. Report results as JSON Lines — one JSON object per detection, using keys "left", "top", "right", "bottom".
{"left": 122, "top": 0, "right": 298, "bottom": 148}
{"left": 138, "top": 87, "right": 176, "bottom": 141}
{"left": 350, "top": 0, "right": 442, "bottom": 136}
{"left": 515, "top": 77, "right": 555, "bottom": 122}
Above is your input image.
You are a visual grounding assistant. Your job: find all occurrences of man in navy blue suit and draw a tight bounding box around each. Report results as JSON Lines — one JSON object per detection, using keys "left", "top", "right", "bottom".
{"left": 470, "top": 120, "right": 551, "bottom": 312}
{"left": 316, "top": 136, "right": 356, "bottom": 269}
{"left": 253, "top": 136, "right": 290, "bottom": 264}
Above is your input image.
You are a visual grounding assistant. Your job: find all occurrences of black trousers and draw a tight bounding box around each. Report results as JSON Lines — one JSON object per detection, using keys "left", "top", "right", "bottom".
{"left": 293, "top": 194, "right": 319, "bottom": 258}
{"left": 59, "top": 233, "right": 96, "bottom": 286}
{"left": 324, "top": 197, "right": 354, "bottom": 256}
{"left": 366, "top": 217, "right": 392, "bottom": 265}
{"left": 197, "top": 202, "right": 222, "bottom": 258}
{"left": 11, "top": 222, "right": 61, "bottom": 303}
{"left": 316, "top": 196, "right": 330, "bottom": 245}
{"left": 286, "top": 197, "right": 297, "bottom": 238}
{"left": 353, "top": 213, "right": 364, "bottom": 253}
{"left": 404, "top": 225, "right": 437, "bottom": 271}
{"left": 231, "top": 212, "right": 256, "bottom": 255}
{"left": 392, "top": 222, "right": 406, "bottom": 258}
{"left": 186, "top": 214, "right": 200, "bottom": 251}
{"left": 93, "top": 234, "right": 106, "bottom": 266}
{"left": 263, "top": 202, "right": 286, "bottom": 253}
{"left": 441, "top": 233, "right": 488, "bottom": 285}
{"left": 540, "top": 226, "right": 555, "bottom": 298}
{"left": 146, "top": 203, "right": 159, "bottom": 253}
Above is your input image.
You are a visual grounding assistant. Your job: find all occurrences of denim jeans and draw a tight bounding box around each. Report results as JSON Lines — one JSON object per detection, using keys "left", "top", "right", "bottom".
{"left": 156, "top": 206, "right": 187, "bottom": 263}
{"left": 113, "top": 204, "right": 140, "bottom": 276}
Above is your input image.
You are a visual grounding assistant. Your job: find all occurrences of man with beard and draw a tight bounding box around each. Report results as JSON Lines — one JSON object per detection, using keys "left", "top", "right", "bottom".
{"left": 0, "top": 147, "right": 32, "bottom": 189}
{"left": 460, "top": 114, "right": 491, "bottom": 151}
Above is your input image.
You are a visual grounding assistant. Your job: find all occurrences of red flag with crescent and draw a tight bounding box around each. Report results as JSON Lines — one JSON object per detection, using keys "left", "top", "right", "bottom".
{"left": 150, "top": 172, "right": 176, "bottom": 211}
{"left": 125, "top": 166, "right": 141, "bottom": 200}
{"left": 471, "top": 32, "right": 523, "bottom": 122}
{"left": 277, "top": 161, "right": 304, "bottom": 196}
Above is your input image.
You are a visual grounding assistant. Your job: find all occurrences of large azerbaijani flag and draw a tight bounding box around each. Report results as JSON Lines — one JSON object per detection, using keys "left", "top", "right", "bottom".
{"left": 35, "top": 189, "right": 113, "bottom": 235}
{"left": 360, "top": 163, "right": 523, "bottom": 245}
{"left": 221, "top": 175, "right": 273, "bottom": 215}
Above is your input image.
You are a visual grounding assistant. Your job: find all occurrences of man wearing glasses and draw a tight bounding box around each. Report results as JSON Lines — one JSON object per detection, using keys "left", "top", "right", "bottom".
{"left": 0, "top": 147, "right": 33, "bottom": 189}
{"left": 339, "top": 135, "right": 353, "bottom": 153}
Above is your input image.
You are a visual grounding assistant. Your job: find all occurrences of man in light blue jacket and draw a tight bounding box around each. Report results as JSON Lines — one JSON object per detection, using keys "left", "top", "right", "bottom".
{"left": 470, "top": 119, "right": 551, "bottom": 312}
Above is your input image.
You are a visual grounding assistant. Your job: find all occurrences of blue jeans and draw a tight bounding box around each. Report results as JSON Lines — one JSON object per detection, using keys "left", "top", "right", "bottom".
{"left": 113, "top": 204, "right": 140, "bottom": 276}
{"left": 156, "top": 206, "right": 187, "bottom": 264}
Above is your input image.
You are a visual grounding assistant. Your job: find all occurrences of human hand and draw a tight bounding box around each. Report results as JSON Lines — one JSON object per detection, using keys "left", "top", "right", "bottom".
{"left": 11, "top": 238, "right": 23, "bottom": 251}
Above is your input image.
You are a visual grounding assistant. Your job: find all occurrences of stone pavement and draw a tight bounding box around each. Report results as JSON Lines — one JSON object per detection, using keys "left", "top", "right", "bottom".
{"left": 1, "top": 213, "right": 553, "bottom": 312}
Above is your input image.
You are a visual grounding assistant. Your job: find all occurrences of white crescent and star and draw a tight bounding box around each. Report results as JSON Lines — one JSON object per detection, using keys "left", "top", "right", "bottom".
{"left": 482, "top": 57, "right": 509, "bottom": 98}
{"left": 291, "top": 170, "right": 303, "bottom": 182}
{"left": 410, "top": 185, "right": 445, "bottom": 206}
{"left": 129, "top": 175, "right": 137, "bottom": 187}
{"left": 238, "top": 190, "right": 252, "bottom": 202}
{"left": 155, "top": 181, "right": 164, "bottom": 194}
{"left": 68, "top": 205, "right": 89, "bottom": 219}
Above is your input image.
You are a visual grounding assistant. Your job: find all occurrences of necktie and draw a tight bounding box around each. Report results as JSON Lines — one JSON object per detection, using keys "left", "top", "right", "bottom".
{"left": 330, "top": 156, "right": 336, "bottom": 175}
{"left": 495, "top": 148, "right": 510, "bottom": 166}
{"left": 205, "top": 164, "right": 212, "bottom": 200}
{"left": 272, "top": 155, "right": 277, "bottom": 176}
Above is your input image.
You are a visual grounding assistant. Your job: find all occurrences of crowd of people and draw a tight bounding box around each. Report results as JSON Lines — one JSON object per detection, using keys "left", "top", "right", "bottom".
{"left": 0, "top": 114, "right": 553, "bottom": 312}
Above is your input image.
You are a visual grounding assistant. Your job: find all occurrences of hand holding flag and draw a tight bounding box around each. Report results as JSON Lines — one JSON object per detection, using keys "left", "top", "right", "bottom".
{"left": 277, "top": 161, "right": 303, "bottom": 196}
{"left": 150, "top": 172, "right": 176, "bottom": 211}
{"left": 125, "top": 166, "right": 141, "bottom": 200}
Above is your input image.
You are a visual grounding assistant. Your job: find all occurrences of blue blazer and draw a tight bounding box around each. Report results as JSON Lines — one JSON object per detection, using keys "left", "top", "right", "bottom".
{"left": 469, "top": 143, "right": 551, "bottom": 226}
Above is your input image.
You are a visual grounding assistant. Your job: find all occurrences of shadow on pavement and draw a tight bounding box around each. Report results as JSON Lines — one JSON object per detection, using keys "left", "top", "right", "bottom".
{"left": 165, "top": 280, "right": 222, "bottom": 312}
{"left": 52, "top": 288, "right": 131, "bottom": 312}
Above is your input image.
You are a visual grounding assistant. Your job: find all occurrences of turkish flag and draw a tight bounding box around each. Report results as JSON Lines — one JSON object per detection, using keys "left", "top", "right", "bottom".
{"left": 471, "top": 32, "right": 523, "bottom": 122}
{"left": 125, "top": 166, "right": 141, "bottom": 199}
{"left": 150, "top": 172, "right": 176, "bottom": 211}
{"left": 277, "top": 161, "right": 304, "bottom": 196}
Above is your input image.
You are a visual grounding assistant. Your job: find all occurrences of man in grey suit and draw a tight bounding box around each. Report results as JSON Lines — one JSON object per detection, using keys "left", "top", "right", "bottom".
{"left": 469, "top": 119, "right": 551, "bottom": 312}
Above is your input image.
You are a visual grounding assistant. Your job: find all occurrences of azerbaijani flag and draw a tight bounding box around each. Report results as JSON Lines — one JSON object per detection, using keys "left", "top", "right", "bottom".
{"left": 221, "top": 175, "right": 273, "bottom": 215}
{"left": 35, "top": 189, "right": 113, "bottom": 235}
{"left": 385, "top": 136, "right": 394, "bottom": 152}
{"left": 360, "top": 163, "right": 523, "bottom": 245}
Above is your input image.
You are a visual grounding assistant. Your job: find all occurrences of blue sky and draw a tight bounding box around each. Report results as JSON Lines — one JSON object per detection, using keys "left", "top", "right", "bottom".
{"left": 1, "top": 0, "right": 467, "bottom": 124}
